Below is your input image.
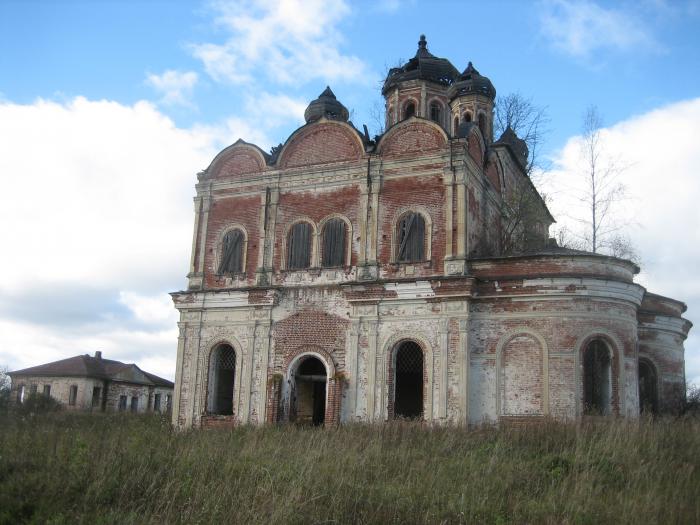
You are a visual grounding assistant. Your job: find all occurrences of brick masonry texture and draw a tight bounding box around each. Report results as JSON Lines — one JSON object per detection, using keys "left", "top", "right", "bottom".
{"left": 171, "top": 56, "right": 692, "bottom": 429}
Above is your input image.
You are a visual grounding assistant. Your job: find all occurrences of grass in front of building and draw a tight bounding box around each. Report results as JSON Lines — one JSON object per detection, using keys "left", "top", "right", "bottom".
{"left": 0, "top": 412, "right": 698, "bottom": 524}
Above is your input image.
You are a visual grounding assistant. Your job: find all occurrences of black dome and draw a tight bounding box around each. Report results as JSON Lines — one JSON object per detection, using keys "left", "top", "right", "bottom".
{"left": 304, "top": 86, "right": 349, "bottom": 123}
{"left": 382, "top": 35, "right": 460, "bottom": 95}
{"left": 447, "top": 62, "right": 496, "bottom": 101}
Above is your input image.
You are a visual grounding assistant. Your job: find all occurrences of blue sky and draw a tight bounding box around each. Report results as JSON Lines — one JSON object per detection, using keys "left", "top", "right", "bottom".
{"left": 0, "top": 0, "right": 698, "bottom": 385}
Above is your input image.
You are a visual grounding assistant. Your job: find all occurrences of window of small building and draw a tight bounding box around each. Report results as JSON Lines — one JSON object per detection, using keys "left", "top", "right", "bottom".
{"left": 166, "top": 394, "right": 172, "bottom": 412}
{"left": 30, "top": 384, "right": 37, "bottom": 396}
{"left": 321, "top": 218, "right": 346, "bottom": 267}
{"left": 287, "top": 222, "right": 312, "bottom": 270}
{"left": 154, "top": 393, "right": 162, "bottom": 412}
{"left": 43, "top": 384, "right": 51, "bottom": 397}
{"left": 217, "top": 228, "right": 245, "bottom": 274}
{"left": 130, "top": 396, "right": 139, "bottom": 413}
{"left": 119, "top": 395, "right": 127, "bottom": 411}
{"left": 429, "top": 102, "right": 442, "bottom": 123}
{"left": 92, "top": 386, "right": 101, "bottom": 408}
{"left": 397, "top": 212, "right": 426, "bottom": 263}
{"left": 69, "top": 385, "right": 78, "bottom": 406}
{"left": 583, "top": 340, "right": 612, "bottom": 415}
{"left": 404, "top": 101, "right": 415, "bottom": 119}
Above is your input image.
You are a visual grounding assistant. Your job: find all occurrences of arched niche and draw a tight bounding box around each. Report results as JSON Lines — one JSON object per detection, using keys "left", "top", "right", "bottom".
{"left": 277, "top": 120, "right": 364, "bottom": 169}
{"left": 377, "top": 119, "right": 448, "bottom": 157}
{"left": 206, "top": 140, "right": 268, "bottom": 179}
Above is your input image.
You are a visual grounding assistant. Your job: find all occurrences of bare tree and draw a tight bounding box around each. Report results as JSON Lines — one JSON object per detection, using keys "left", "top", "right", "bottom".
{"left": 0, "top": 365, "right": 10, "bottom": 392}
{"left": 494, "top": 92, "right": 551, "bottom": 179}
{"left": 575, "top": 106, "right": 635, "bottom": 258}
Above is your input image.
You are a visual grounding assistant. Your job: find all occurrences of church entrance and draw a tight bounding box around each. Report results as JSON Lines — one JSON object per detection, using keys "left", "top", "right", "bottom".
{"left": 393, "top": 341, "right": 424, "bottom": 419}
{"left": 291, "top": 356, "right": 327, "bottom": 426}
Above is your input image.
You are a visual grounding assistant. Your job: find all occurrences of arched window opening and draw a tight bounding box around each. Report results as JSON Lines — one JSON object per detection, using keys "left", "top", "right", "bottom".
{"left": 292, "top": 356, "right": 327, "bottom": 426}
{"left": 478, "top": 113, "right": 487, "bottom": 138}
{"left": 394, "top": 341, "right": 424, "bottom": 419}
{"left": 208, "top": 344, "right": 236, "bottom": 415}
{"left": 321, "top": 218, "right": 346, "bottom": 267}
{"left": 638, "top": 360, "right": 658, "bottom": 415}
{"left": 397, "top": 212, "right": 425, "bottom": 263}
{"left": 430, "top": 102, "right": 442, "bottom": 123}
{"left": 218, "top": 228, "right": 244, "bottom": 274}
{"left": 404, "top": 101, "right": 416, "bottom": 119}
{"left": 453, "top": 117, "right": 459, "bottom": 135}
{"left": 463, "top": 112, "right": 472, "bottom": 123}
{"left": 287, "top": 222, "right": 312, "bottom": 269}
{"left": 583, "top": 340, "right": 612, "bottom": 415}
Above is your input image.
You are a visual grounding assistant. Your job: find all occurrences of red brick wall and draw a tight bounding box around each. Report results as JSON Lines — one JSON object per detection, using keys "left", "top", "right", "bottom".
{"left": 212, "top": 148, "right": 265, "bottom": 179}
{"left": 280, "top": 123, "right": 363, "bottom": 169}
{"left": 502, "top": 334, "right": 543, "bottom": 415}
{"left": 380, "top": 121, "right": 446, "bottom": 157}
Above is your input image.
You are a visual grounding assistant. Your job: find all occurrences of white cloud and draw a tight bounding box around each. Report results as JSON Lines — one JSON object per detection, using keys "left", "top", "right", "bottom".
{"left": 190, "top": 0, "right": 371, "bottom": 86}
{"left": 540, "top": 98, "right": 700, "bottom": 384}
{"left": 119, "top": 291, "right": 177, "bottom": 325}
{"left": 146, "top": 69, "right": 199, "bottom": 107}
{"left": 245, "top": 92, "right": 307, "bottom": 129}
{"left": 538, "top": 0, "right": 662, "bottom": 59}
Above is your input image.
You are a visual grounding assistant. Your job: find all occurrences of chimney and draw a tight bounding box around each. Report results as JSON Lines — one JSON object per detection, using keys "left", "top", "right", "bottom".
{"left": 94, "top": 351, "right": 102, "bottom": 360}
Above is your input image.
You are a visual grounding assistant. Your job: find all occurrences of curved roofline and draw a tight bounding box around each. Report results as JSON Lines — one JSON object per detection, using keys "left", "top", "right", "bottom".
{"left": 275, "top": 117, "right": 367, "bottom": 168}
{"left": 375, "top": 116, "right": 449, "bottom": 155}
{"left": 202, "top": 139, "right": 270, "bottom": 178}
{"left": 469, "top": 249, "right": 641, "bottom": 275}
{"left": 642, "top": 291, "right": 688, "bottom": 313}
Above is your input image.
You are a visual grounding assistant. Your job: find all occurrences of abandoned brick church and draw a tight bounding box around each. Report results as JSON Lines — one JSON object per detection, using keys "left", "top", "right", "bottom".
{"left": 171, "top": 36, "right": 692, "bottom": 429}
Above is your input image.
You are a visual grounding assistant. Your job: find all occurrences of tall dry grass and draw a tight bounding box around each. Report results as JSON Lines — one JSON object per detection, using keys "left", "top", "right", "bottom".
{"left": 0, "top": 413, "right": 698, "bottom": 524}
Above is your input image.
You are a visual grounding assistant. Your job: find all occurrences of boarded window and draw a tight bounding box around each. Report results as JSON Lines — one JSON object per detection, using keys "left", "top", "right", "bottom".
{"left": 130, "top": 396, "right": 139, "bottom": 413}
{"left": 218, "top": 229, "right": 244, "bottom": 274}
{"left": 69, "top": 385, "right": 78, "bottom": 406}
{"left": 397, "top": 212, "right": 425, "bottom": 262}
{"left": 287, "top": 222, "right": 312, "bottom": 269}
{"left": 321, "top": 218, "right": 346, "bottom": 267}
{"left": 154, "top": 393, "right": 162, "bottom": 412}
{"left": 404, "top": 102, "right": 415, "bottom": 119}
{"left": 430, "top": 102, "right": 441, "bottom": 123}
{"left": 43, "top": 384, "right": 51, "bottom": 397}
{"left": 119, "top": 395, "right": 127, "bottom": 411}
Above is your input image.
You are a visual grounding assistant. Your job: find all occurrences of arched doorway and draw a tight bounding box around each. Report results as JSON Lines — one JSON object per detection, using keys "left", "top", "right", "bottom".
{"left": 393, "top": 341, "right": 424, "bottom": 419}
{"left": 638, "top": 359, "right": 658, "bottom": 414}
{"left": 291, "top": 356, "right": 327, "bottom": 426}
{"left": 207, "top": 344, "right": 236, "bottom": 415}
{"left": 583, "top": 339, "right": 612, "bottom": 415}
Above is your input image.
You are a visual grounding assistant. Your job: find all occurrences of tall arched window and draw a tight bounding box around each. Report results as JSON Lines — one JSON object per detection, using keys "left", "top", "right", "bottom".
{"left": 404, "top": 101, "right": 415, "bottom": 119}
{"left": 208, "top": 344, "right": 236, "bottom": 415}
{"left": 218, "top": 228, "right": 244, "bottom": 274}
{"left": 478, "top": 113, "right": 487, "bottom": 138}
{"left": 397, "top": 212, "right": 425, "bottom": 263}
{"left": 638, "top": 359, "right": 658, "bottom": 414}
{"left": 430, "top": 102, "right": 442, "bottom": 123}
{"left": 463, "top": 112, "right": 472, "bottom": 123}
{"left": 287, "top": 222, "right": 312, "bottom": 269}
{"left": 321, "top": 218, "right": 346, "bottom": 267}
{"left": 583, "top": 339, "right": 612, "bottom": 415}
{"left": 453, "top": 117, "right": 459, "bottom": 135}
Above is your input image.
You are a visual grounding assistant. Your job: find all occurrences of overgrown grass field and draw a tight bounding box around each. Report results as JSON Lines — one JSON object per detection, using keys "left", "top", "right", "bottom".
{"left": 0, "top": 414, "right": 698, "bottom": 524}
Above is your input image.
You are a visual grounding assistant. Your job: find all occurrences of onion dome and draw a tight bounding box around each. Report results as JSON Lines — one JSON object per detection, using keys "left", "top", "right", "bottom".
{"left": 382, "top": 35, "right": 460, "bottom": 95}
{"left": 304, "top": 86, "right": 349, "bottom": 123}
{"left": 447, "top": 62, "right": 496, "bottom": 101}
{"left": 496, "top": 126, "right": 529, "bottom": 169}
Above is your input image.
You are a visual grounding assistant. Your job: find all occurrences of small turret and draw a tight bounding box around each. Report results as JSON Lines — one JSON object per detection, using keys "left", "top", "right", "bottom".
{"left": 304, "top": 86, "right": 349, "bottom": 124}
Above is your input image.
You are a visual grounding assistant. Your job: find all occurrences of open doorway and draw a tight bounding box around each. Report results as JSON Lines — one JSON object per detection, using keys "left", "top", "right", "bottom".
{"left": 583, "top": 339, "right": 612, "bottom": 415}
{"left": 393, "top": 341, "right": 424, "bottom": 419}
{"left": 292, "top": 356, "right": 327, "bottom": 426}
{"left": 638, "top": 359, "right": 658, "bottom": 415}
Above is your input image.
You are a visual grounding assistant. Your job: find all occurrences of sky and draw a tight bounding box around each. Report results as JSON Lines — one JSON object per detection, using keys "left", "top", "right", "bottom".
{"left": 0, "top": 0, "right": 698, "bottom": 386}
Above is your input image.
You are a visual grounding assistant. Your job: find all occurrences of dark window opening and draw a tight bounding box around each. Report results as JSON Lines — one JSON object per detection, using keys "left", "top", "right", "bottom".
{"left": 430, "top": 102, "right": 441, "bottom": 123}
{"left": 321, "top": 218, "right": 346, "bottom": 267}
{"left": 394, "top": 341, "right": 424, "bottom": 419}
{"left": 92, "top": 387, "right": 101, "bottom": 409}
{"left": 218, "top": 228, "right": 244, "bottom": 274}
{"left": 638, "top": 360, "right": 658, "bottom": 414}
{"left": 397, "top": 212, "right": 426, "bottom": 262}
{"left": 154, "top": 393, "right": 162, "bottom": 412}
{"left": 292, "top": 356, "right": 327, "bottom": 426}
{"left": 454, "top": 117, "right": 459, "bottom": 135}
{"left": 130, "top": 396, "right": 139, "bottom": 413}
{"left": 209, "top": 344, "right": 236, "bottom": 415}
{"left": 287, "top": 222, "right": 312, "bottom": 270}
{"left": 404, "top": 102, "right": 415, "bottom": 119}
{"left": 43, "top": 385, "right": 51, "bottom": 397}
{"left": 583, "top": 340, "right": 612, "bottom": 415}
{"left": 478, "top": 113, "right": 487, "bottom": 138}
{"left": 166, "top": 394, "right": 172, "bottom": 412}
{"left": 30, "top": 384, "right": 37, "bottom": 396}
{"left": 119, "top": 395, "right": 127, "bottom": 411}
{"left": 69, "top": 385, "right": 78, "bottom": 406}
{"left": 464, "top": 112, "right": 472, "bottom": 123}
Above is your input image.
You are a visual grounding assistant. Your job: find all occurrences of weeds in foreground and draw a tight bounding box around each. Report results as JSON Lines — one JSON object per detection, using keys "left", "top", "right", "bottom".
{"left": 0, "top": 414, "right": 698, "bottom": 524}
